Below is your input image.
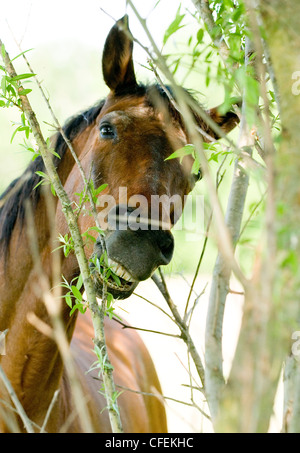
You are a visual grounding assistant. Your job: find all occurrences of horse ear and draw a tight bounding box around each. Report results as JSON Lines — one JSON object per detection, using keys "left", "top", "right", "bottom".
{"left": 102, "top": 15, "right": 137, "bottom": 93}
{"left": 206, "top": 107, "right": 240, "bottom": 137}
{"left": 191, "top": 103, "right": 239, "bottom": 141}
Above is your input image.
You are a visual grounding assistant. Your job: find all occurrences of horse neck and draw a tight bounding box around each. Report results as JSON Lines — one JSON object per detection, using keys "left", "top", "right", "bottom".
{"left": 0, "top": 138, "right": 81, "bottom": 319}
{"left": 0, "top": 121, "right": 95, "bottom": 304}
{"left": 0, "top": 126, "right": 92, "bottom": 429}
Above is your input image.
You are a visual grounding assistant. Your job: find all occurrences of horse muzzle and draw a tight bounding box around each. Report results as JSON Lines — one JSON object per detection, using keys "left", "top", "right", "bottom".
{"left": 90, "top": 204, "right": 174, "bottom": 300}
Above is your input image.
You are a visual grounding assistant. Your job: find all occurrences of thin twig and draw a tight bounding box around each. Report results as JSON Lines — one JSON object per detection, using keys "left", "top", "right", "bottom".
{"left": 186, "top": 282, "right": 208, "bottom": 330}
{"left": 40, "top": 390, "right": 60, "bottom": 433}
{"left": 132, "top": 292, "right": 176, "bottom": 323}
{"left": 191, "top": 0, "right": 230, "bottom": 60}
{"left": 151, "top": 270, "right": 205, "bottom": 389}
{"left": 0, "top": 365, "right": 34, "bottom": 433}
{"left": 183, "top": 154, "right": 228, "bottom": 322}
{"left": 0, "top": 398, "right": 42, "bottom": 432}
{"left": 112, "top": 316, "right": 180, "bottom": 339}
{"left": 238, "top": 191, "right": 266, "bottom": 243}
{"left": 92, "top": 375, "right": 210, "bottom": 419}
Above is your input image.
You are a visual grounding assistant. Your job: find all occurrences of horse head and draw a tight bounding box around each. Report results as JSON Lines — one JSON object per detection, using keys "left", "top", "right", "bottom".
{"left": 65, "top": 16, "right": 239, "bottom": 300}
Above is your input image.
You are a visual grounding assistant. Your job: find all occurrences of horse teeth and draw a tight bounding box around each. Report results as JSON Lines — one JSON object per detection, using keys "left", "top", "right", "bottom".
{"left": 115, "top": 266, "right": 124, "bottom": 277}
{"left": 107, "top": 258, "right": 114, "bottom": 268}
{"left": 107, "top": 257, "right": 134, "bottom": 282}
{"left": 122, "top": 271, "right": 132, "bottom": 281}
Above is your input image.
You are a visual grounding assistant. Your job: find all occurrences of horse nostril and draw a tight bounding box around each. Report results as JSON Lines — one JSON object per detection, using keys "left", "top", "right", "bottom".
{"left": 155, "top": 230, "right": 174, "bottom": 264}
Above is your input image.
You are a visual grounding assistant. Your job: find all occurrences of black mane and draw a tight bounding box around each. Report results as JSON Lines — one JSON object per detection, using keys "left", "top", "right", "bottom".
{"left": 0, "top": 84, "right": 181, "bottom": 256}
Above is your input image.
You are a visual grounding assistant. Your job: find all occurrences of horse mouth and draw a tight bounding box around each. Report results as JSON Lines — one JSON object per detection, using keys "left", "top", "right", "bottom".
{"left": 90, "top": 256, "right": 138, "bottom": 299}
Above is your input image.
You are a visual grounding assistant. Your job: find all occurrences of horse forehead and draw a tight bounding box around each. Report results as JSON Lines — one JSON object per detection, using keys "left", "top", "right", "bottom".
{"left": 101, "top": 104, "right": 154, "bottom": 125}
{"left": 100, "top": 95, "right": 181, "bottom": 129}
{"left": 99, "top": 105, "right": 187, "bottom": 149}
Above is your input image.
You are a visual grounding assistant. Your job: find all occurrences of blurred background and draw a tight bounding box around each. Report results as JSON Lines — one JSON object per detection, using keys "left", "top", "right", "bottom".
{"left": 0, "top": 0, "right": 268, "bottom": 432}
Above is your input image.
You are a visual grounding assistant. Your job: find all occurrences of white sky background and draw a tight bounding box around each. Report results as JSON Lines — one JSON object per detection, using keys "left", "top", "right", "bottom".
{"left": 1, "top": 0, "right": 194, "bottom": 61}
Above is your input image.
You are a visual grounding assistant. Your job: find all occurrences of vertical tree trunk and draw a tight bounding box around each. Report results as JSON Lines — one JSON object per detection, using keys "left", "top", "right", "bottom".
{"left": 205, "top": 37, "right": 254, "bottom": 424}
{"left": 215, "top": 0, "right": 300, "bottom": 432}
{"left": 260, "top": 0, "right": 300, "bottom": 433}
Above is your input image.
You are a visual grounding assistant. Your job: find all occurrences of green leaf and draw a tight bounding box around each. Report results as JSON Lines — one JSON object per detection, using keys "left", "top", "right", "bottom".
{"left": 94, "top": 183, "right": 108, "bottom": 196}
{"left": 163, "top": 6, "right": 185, "bottom": 45}
{"left": 50, "top": 183, "right": 56, "bottom": 196}
{"left": 1, "top": 76, "right": 7, "bottom": 97}
{"left": 11, "top": 48, "right": 34, "bottom": 62}
{"left": 191, "top": 155, "right": 200, "bottom": 175}
{"left": 65, "top": 292, "right": 72, "bottom": 308}
{"left": 106, "top": 292, "right": 114, "bottom": 306}
{"left": 70, "top": 303, "right": 86, "bottom": 316}
{"left": 35, "top": 170, "right": 49, "bottom": 179}
{"left": 205, "top": 65, "right": 211, "bottom": 87}
{"left": 71, "top": 285, "right": 82, "bottom": 302}
{"left": 1, "top": 44, "right": 6, "bottom": 61}
{"left": 18, "top": 88, "right": 32, "bottom": 96}
{"left": 76, "top": 274, "right": 83, "bottom": 291}
{"left": 33, "top": 171, "right": 50, "bottom": 190}
{"left": 6, "top": 84, "right": 17, "bottom": 97}
{"left": 33, "top": 179, "right": 46, "bottom": 190}
{"left": 171, "top": 58, "right": 180, "bottom": 76}
{"left": 10, "top": 73, "right": 35, "bottom": 82}
{"left": 196, "top": 29, "right": 204, "bottom": 43}
{"left": 31, "top": 152, "right": 40, "bottom": 161}
{"left": 165, "top": 144, "right": 195, "bottom": 161}
{"left": 10, "top": 126, "right": 22, "bottom": 143}
{"left": 106, "top": 307, "right": 115, "bottom": 320}
{"left": 110, "top": 273, "right": 121, "bottom": 287}
{"left": 87, "top": 226, "right": 105, "bottom": 235}
{"left": 208, "top": 152, "right": 219, "bottom": 163}
{"left": 48, "top": 147, "right": 61, "bottom": 159}
{"left": 90, "top": 182, "right": 108, "bottom": 204}
{"left": 82, "top": 233, "right": 97, "bottom": 243}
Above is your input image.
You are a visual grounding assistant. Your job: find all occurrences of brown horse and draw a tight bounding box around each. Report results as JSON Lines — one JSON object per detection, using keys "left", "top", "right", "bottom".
{"left": 0, "top": 16, "right": 238, "bottom": 432}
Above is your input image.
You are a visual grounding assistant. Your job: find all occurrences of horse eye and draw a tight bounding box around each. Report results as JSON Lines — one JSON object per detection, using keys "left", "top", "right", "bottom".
{"left": 100, "top": 123, "right": 115, "bottom": 139}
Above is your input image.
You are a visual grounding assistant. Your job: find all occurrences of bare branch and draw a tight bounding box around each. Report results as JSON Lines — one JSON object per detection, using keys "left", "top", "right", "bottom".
{"left": 112, "top": 317, "right": 181, "bottom": 339}
{"left": 191, "top": 0, "right": 230, "bottom": 60}
{"left": 204, "top": 36, "right": 256, "bottom": 423}
{"left": 151, "top": 270, "right": 205, "bottom": 389}
{"left": 0, "top": 364, "right": 34, "bottom": 433}
{"left": 40, "top": 390, "right": 60, "bottom": 433}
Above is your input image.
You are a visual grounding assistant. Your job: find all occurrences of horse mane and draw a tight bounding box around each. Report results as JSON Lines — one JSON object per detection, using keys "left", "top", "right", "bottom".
{"left": 0, "top": 84, "right": 182, "bottom": 256}
{"left": 0, "top": 100, "right": 105, "bottom": 256}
